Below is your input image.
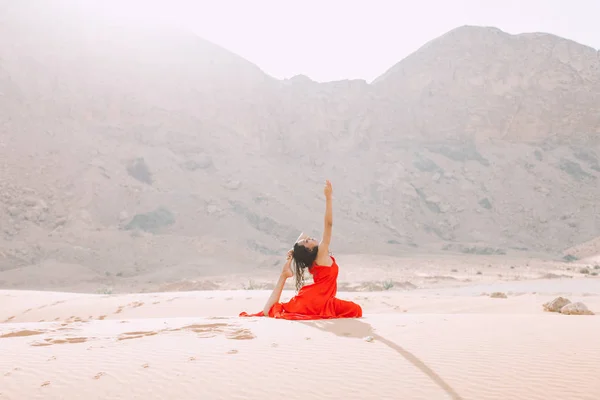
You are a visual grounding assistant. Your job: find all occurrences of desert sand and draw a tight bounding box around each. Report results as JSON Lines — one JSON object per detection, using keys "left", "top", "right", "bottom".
{"left": 2, "top": 270, "right": 599, "bottom": 400}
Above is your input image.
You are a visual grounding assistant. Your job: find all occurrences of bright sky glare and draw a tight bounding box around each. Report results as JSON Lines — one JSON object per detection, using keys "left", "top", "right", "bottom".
{"left": 95, "top": 0, "right": 600, "bottom": 82}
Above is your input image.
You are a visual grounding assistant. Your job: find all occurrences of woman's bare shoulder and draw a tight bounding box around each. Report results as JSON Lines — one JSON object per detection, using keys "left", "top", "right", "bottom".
{"left": 314, "top": 250, "right": 334, "bottom": 267}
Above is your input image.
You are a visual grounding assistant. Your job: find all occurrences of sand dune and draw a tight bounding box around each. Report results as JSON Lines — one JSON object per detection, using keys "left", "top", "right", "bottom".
{"left": 1, "top": 284, "right": 599, "bottom": 400}
{"left": 564, "top": 236, "right": 600, "bottom": 261}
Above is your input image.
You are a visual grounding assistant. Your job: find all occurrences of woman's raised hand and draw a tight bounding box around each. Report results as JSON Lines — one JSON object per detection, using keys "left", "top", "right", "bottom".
{"left": 324, "top": 180, "right": 332, "bottom": 198}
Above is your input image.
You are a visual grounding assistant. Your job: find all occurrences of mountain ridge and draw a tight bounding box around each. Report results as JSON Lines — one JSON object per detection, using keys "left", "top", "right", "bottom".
{"left": 1, "top": 2, "right": 599, "bottom": 292}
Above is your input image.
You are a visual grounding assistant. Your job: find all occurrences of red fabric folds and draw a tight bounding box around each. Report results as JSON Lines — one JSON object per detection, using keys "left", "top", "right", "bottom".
{"left": 240, "top": 256, "right": 362, "bottom": 320}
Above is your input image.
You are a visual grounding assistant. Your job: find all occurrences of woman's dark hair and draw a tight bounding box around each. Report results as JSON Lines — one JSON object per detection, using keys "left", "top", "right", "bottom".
{"left": 292, "top": 242, "right": 318, "bottom": 291}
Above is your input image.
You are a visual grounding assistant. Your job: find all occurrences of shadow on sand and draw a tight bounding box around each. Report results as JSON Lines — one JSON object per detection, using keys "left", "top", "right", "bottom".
{"left": 300, "top": 318, "right": 463, "bottom": 400}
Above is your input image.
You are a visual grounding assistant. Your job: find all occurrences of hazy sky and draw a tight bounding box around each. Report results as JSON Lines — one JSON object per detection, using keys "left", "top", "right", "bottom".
{"left": 122, "top": 0, "right": 600, "bottom": 82}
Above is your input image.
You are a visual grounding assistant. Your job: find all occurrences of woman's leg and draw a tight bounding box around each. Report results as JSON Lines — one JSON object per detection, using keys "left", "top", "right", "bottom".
{"left": 262, "top": 273, "right": 289, "bottom": 316}
{"left": 333, "top": 298, "right": 363, "bottom": 318}
{"left": 262, "top": 252, "right": 294, "bottom": 316}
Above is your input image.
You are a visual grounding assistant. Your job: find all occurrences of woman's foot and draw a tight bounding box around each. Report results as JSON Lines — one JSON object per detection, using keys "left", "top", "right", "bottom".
{"left": 282, "top": 262, "right": 293, "bottom": 279}
{"left": 281, "top": 249, "right": 294, "bottom": 279}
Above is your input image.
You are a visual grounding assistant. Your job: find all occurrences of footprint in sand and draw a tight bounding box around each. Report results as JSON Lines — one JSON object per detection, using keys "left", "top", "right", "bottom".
{"left": 35, "top": 300, "right": 64, "bottom": 312}
{"left": 47, "top": 356, "right": 57, "bottom": 361}
{"left": 176, "top": 324, "right": 256, "bottom": 340}
{"left": 226, "top": 328, "right": 255, "bottom": 340}
{"left": 142, "top": 364, "right": 149, "bottom": 369}
{"left": 114, "top": 301, "right": 145, "bottom": 315}
{"left": 188, "top": 357, "right": 196, "bottom": 362}
{"left": 111, "top": 324, "right": 256, "bottom": 342}
{"left": 93, "top": 372, "right": 105, "bottom": 380}
{"left": 381, "top": 301, "right": 401, "bottom": 311}
{"left": 175, "top": 323, "right": 228, "bottom": 338}
{"left": 41, "top": 381, "right": 51, "bottom": 387}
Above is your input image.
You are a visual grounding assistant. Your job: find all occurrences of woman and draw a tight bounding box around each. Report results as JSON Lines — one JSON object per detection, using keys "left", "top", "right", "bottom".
{"left": 240, "top": 180, "right": 363, "bottom": 320}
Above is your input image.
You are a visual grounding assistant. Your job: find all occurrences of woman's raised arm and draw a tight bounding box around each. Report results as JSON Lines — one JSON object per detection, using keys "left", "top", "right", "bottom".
{"left": 318, "top": 180, "right": 333, "bottom": 257}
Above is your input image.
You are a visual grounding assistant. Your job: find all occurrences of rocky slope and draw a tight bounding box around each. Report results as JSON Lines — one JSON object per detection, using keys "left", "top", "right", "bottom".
{"left": 1, "top": 1, "right": 599, "bottom": 291}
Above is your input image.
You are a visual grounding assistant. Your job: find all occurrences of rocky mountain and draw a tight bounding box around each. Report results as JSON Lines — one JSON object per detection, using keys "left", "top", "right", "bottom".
{"left": 374, "top": 26, "right": 600, "bottom": 141}
{"left": 1, "top": 1, "right": 599, "bottom": 291}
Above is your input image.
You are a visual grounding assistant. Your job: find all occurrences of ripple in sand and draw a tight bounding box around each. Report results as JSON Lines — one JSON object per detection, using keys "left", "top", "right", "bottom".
{"left": 31, "top": 337, "right": 89, "bottom": 346}
{"left": 108, "top": 322, "right": 257, "bottom": 342}
{"left": 117, "top": 331, "right": 158, "bottom": 341}
{"left": 0, "top": 330, "right": 44, "bottom": 338}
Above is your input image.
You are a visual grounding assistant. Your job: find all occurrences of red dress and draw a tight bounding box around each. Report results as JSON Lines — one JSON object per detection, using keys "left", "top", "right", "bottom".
{"left": 239, "top": 256, "right": 362, "bottom": 320}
